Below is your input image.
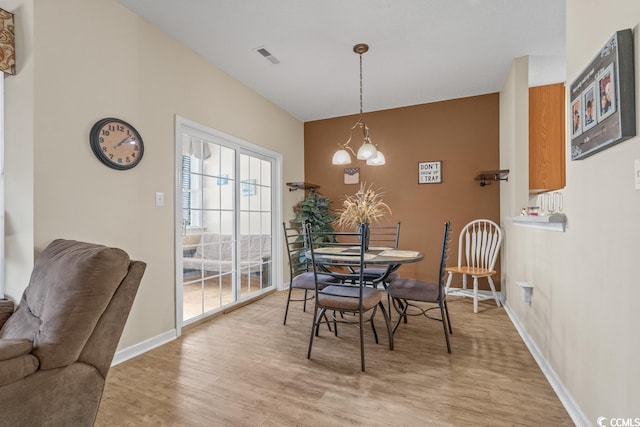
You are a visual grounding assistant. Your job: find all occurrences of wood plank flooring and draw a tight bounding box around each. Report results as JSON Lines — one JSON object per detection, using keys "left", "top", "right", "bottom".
{"left": 96, "top": 291, "right": 573, "bottom": 426}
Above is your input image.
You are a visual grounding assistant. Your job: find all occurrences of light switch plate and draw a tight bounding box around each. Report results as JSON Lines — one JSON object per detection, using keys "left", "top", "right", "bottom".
{"left": 155, "top": 192, "right": 165, "bottom": 207}
{"left": 635, "top": 159, "right": 640, "bottom": 190}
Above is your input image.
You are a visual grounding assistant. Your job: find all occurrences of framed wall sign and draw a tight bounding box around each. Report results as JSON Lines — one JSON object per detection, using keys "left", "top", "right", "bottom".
{"left": 344, "top": 167, "right": 360, "bottom": 185}
{"left": 418, "top": 161, "right": 442, "bottom": 184}
{"left": 570, "top": 29, "right": 636, "bottom": 160}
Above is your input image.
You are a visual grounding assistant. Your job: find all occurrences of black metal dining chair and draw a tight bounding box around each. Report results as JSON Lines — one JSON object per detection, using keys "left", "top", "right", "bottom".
{"left": 386, "top": 221, "right": 453, "bottom": 353}
{"left": 282, "top": 222, "right": 339, "bottom": 325}
{"left": 306, "top": 222, "right": 393, "bottom": 371}
{"left": 350, "top": 221, "right": 401, "bottom": 287}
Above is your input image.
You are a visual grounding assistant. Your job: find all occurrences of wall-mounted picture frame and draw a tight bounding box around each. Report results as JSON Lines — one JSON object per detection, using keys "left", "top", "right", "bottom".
{"left": 216, "top": 173, "right": 229, "bottom": 185}
{"left": 571, "top": 97, "right": 582, "bottom": 137}
{"left": 570, "top": 29, "right": 636, "bottom": 161}
{"left": 582, "top": 82, "right": 597, "bottom": 132}
{"left": 241, "top": 179, "right": 256, "bottom": 196}
{"left": 344, "top": 167, "right": 360, "bottom": 185}
{"left": 418, "top": 161, "right": 442, "bottom": 184}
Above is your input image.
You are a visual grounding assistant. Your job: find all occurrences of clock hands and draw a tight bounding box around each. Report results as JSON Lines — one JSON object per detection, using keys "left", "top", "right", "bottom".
{"left": 114, "top": 135, "right": 136, "bottom": 149}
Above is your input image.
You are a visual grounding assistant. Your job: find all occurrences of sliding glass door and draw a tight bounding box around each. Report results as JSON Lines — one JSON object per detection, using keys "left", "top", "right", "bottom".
{"left": 177, "top": 118, "right": 275, "bottom": 326}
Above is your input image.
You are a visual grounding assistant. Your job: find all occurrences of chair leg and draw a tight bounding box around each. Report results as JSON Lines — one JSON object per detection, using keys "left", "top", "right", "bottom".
{"left": 302, "top": 290, "right": 308, "bottom": 312}
{"left": 444, "top": 299, "right": 453, "bottom": 334}
{"left": 487, "top": 276, "right": 502, "bottom": 307}
{"left": 283, "top": 285, "right": 294, "bottom": 325}
{"left": 370, "top": 306, "right": 379, "bottom": 344}
{"left": 473, "top": 276, "right": 479, "bottom": 313}
{"left": 445, "top": 272, "right": 453, "bottom": 294}
{"left": 439, "top": 301, "right": 452, "bottom": 354}
{"left": 359, "top": 309, "right": 366, "bottom": 372}
{"left": 378, "top": 301, "right": 394, "bottom": 350}
{"left": 308, "top": 306, "right": 323, "bottom": 359}
{"left": 391, "top": 298, "right": 408, "bottom": 335}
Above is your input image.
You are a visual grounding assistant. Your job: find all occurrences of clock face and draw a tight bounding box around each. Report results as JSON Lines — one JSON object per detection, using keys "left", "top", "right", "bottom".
{"left": 90, "top": 118, "right": 144, "bottom": 170}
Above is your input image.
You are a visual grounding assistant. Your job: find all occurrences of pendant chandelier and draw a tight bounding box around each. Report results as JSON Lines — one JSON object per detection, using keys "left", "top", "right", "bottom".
{"left": 332, "top": 43, "right": 386, "bottom": 166}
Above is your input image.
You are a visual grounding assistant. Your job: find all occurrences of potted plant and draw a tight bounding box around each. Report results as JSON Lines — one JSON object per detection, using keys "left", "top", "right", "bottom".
{"left": 291, "top": 190, "right": 338, "bottom": 242}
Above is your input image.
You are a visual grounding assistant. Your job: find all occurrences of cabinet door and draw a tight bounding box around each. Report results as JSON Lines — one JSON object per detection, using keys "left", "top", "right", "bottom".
{"left": 529, "top": 83, "right": 566, "bottom": 192}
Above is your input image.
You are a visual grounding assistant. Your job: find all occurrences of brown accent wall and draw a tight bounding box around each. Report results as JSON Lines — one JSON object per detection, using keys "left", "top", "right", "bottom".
{"left": 304, "top": 93, "right": 502, "bottom": 288}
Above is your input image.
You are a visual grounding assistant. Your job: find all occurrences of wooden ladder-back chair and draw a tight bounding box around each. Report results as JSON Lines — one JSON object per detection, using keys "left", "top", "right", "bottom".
{"left": 445, "top": 219, "right": 503, "bottom": 313}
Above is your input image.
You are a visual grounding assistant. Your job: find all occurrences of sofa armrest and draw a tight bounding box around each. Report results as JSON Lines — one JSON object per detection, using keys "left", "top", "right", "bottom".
{"left": 0, "top": 300, "right": 15, "bottom": 330}
{"left": 0, "top": 339, "right": 33, "bottom": 361}
{"left": 0, "top": 339, "right": 39, "bottom": 387}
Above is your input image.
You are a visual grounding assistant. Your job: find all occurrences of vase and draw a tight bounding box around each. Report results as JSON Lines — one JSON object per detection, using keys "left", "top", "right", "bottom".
{"left": 358, "top": 223, "right": 370, "bottom": 251}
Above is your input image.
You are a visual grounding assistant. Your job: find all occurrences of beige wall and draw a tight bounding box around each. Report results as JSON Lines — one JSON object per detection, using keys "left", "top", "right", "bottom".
{"left": 501, "top": 0, "right": 640, "bottom": 422}
{"left": 3, "top": 0, "right": 303, "bottom": 349}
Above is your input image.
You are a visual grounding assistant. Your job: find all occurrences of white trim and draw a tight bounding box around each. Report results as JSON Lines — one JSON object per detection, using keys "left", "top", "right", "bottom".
{"left": 502, "top": 301, "right": 590, "bottom": 427}
{"left": 0, "top": 75, "right": 4, "bottom": 298}
{"left": 111, "top": 329, "right": 177, "bottom": 366}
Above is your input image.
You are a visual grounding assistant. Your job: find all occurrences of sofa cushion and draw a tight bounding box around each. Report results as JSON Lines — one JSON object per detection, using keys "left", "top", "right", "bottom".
{"left": 0, "top": 239, "right": 130, "bottom": 370}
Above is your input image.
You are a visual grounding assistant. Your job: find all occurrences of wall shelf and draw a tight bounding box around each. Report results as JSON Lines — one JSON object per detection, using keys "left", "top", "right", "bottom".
{"left": 286, "top": 182, "right": 320, "bottom": 192}
{"left": 507, "top": 213, "right": 566, "bottom": 232}
{"left": 476, "top": 169, "right": 510, "bottom": 187}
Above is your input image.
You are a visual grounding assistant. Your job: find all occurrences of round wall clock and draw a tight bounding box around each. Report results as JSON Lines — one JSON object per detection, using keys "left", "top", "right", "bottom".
{"left": 89, "top": 118, "right": 144, "bottom": 170}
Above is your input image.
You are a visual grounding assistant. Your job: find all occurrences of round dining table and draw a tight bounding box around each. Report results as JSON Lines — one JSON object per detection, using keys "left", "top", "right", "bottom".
{"left": 308, "top": 246, "right": 424, "bottom": 287}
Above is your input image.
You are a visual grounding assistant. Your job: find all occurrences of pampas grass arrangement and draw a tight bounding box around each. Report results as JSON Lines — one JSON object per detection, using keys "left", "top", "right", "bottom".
{"left": 337, "top": 183, "right": 391, "bottom": 230}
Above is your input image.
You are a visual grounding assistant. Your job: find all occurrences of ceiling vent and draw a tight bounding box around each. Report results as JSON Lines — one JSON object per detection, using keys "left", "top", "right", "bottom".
{"left": 255, "top": 46, "right": 280, "bottom": 64}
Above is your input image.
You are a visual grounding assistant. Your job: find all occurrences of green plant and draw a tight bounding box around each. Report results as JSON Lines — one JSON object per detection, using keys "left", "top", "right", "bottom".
{"left": 337, "top": 183, "right": 391, "bottom": 230}
{"left": 292, "top": 191, "right": 338, "bottom": 242}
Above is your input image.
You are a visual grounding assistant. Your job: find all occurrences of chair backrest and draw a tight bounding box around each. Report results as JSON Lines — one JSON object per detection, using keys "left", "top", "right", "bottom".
{"left": 437, "top": 221, "right": 453, "bottom": 299}
{"left": 305, "top": 222, "right": 368, "bottom": 297}
{"left": 368, "top": 221, "right": 401, "bottom": 249}
{"left": 456, "top": 219, "right": 502, "bottom": 271}
{"left": 283, "top": 222, "right": 308, "bottom": 281}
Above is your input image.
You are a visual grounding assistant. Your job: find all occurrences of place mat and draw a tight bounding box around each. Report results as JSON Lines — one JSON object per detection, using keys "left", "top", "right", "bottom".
{"left": 313, "top": 247, "right": 348, "bottom": 254}
{"left": 322, "top": 253, "right": 377, "bottom": 261}
{"left": 379, "top": 250, "right": 420, "bottom": 258}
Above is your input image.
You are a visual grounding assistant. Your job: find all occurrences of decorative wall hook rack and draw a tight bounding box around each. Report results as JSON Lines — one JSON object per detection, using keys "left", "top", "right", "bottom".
{"left": 476, "top": 170, "right": 510, "bottom": 187}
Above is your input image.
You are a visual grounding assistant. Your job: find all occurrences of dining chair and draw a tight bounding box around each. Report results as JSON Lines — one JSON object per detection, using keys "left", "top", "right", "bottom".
{"left": 444, "top": 219, "right": 503, "bottom": 313}
{"left": 306, "top": 222, "right": 393, "bottom": 372}
{"left": 282, "top": 222, "right": 338, "bottom": 325}
{"left": 351, "top": 221, "right": 401, "bottom": 287}
{"left": 387, "top": 221, "right": 453, "bottom": 353}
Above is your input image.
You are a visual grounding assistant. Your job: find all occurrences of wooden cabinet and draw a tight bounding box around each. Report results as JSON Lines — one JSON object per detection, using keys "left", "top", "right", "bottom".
{"left": 529, "top": 83, "right": 566, "bottom": 193}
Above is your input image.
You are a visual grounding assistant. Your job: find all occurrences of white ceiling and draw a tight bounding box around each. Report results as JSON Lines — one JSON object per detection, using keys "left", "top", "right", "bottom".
{"left": 116, "top": 0, "right": 566, "bottom": 122}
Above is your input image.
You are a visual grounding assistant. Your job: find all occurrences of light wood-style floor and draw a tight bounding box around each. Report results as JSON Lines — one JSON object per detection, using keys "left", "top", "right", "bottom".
{"left": 96, "top": 291, "right": 573, "bottom": 426}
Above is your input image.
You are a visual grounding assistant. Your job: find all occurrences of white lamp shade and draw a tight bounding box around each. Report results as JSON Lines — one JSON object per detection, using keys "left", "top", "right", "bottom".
{"left": 366, "top": 150, "right": 386, "bottom": 166}
{"left": 332, "top": 149, "right": 352, "bottom": 165}
{"left": 356, "top": 142, "right": 377, "bottom": 160}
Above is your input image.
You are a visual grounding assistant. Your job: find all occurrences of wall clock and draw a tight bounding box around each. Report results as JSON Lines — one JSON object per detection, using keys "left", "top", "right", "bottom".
{"left": 89, "top": 118, "right": 144, "bottom": 170}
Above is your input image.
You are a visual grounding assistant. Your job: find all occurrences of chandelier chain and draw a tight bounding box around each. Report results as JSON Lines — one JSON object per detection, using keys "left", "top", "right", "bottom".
{"left": 359, "top": 53, "right": 363, "bottom": 116}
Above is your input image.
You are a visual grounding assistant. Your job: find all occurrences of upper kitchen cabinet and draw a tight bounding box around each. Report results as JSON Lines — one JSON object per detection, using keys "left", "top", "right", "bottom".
{"left": 529, "top": 83, "right": 566, "bottom": 193}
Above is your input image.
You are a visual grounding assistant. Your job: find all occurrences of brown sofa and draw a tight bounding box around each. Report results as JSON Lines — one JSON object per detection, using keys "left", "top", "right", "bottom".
{"left": 0, "top": 239, "right": 146, "bottom": 426}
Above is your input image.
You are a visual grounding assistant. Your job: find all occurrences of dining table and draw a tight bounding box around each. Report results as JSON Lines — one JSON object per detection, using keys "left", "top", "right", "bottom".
{"left": 308, "top": 246, "right": 423, "bottom": 288}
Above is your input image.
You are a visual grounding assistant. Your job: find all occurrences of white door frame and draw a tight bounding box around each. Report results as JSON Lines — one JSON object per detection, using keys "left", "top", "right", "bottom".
{"left": 174, "top": 115, "right": 283, "bottom": 337}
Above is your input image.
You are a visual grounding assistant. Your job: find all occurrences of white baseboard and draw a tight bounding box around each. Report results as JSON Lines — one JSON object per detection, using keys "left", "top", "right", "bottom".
{"left": 111, "top": 329, "right": 177, "bottom": 366}
{"left": 502, "top": 301, "right": 590, "bottom": 427}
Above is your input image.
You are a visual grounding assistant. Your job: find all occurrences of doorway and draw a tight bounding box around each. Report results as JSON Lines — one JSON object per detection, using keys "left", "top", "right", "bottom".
{"left": 175, "top": 116, "right": 280, "bottom": 327}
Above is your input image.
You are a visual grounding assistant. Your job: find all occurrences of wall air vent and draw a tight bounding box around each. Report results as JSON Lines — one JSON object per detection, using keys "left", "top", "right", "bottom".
{"left": 254, "top": 46, "right": 280, "bottom": 64}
